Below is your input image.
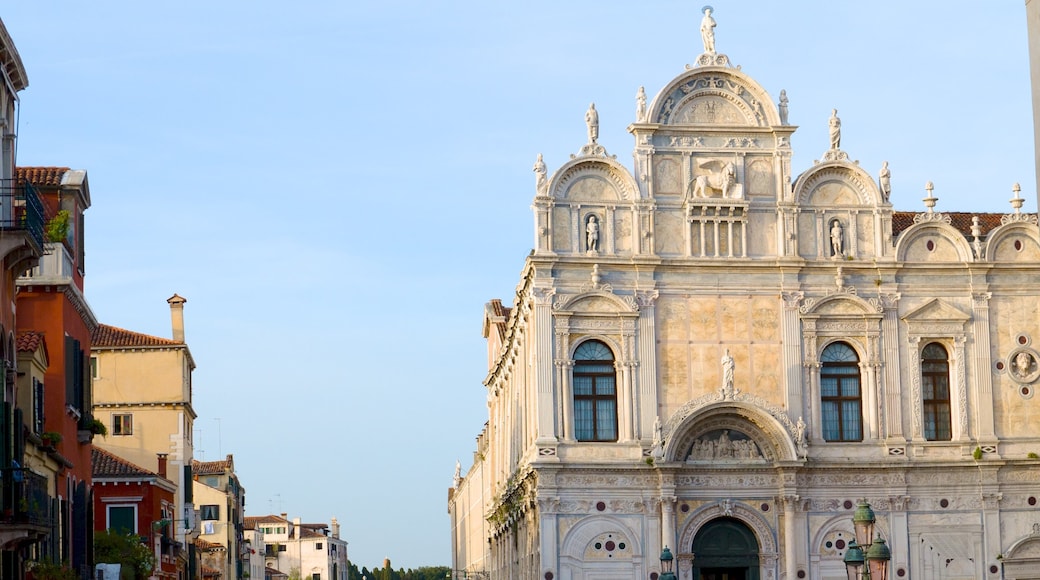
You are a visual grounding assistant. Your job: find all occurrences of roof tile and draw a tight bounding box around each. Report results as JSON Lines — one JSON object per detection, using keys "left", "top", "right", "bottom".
{"left": 92, "top": 323, "right": 181, "bottom": 347}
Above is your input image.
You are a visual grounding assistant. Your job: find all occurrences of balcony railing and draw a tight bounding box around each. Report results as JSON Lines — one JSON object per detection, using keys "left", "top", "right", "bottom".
{"left": 0, "top": 467, "right": 53, "bottom": 528}
{"left": 0, "top": 178, "right": 45, "bottom": 253}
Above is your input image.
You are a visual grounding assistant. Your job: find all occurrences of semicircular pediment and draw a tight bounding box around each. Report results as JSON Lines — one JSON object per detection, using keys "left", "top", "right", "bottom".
{"left": 649, "top": 68, "right": 778, "bottom": 127}
{"left": 793, "top": 163, "right": 880, "bottom": 207}
{"left": 555, "top": 291, "right": 637, "bottom": 314}
{"left": 985, "top": 219, "right": 1040, "bottom": 262}
{"left": 662, "top": 398, "right": 798, "bottom": 463}
{"left": 894, "top": 219, "right": 974, "bottom": 262}
{"left": 551, "top": 159, "right": 637, "bottom": 202}
{"left": 802, "top": 293, "right": 880, "bottom": 316}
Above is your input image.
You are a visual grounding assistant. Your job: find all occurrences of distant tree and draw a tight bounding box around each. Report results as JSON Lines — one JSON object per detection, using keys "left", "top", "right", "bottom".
{"left": 94, "top": 529, "right": 155, "bottom": 579}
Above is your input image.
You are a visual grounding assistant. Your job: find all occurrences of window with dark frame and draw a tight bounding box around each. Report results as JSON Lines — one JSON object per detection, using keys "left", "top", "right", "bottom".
{"left": 820, "top": 342, "right": 863, "bottom": 442}
{"left": 922, "top": 342, "right": 952, "bottom": 441}
{"left": 572, "top": 340, "right": 618, "bottom": 442}
{"left": 200, "top": 504, "right": 219, "bottom": 521}
{"left": 113, "top": 413, "right": 133, "bottom": 436}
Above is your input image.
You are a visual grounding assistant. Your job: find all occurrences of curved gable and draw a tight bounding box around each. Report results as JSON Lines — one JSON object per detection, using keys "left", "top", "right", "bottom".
{"left": 985, "top": 220, "right": 1040, "bottom": 262}
{"left": 895, "top": 218, "right": 974, "bottom": 262}
{"left": 793, "top": 162, "right": 881, "bottom": 207}
{"left": 551, "top": 158, "right": 637, "bottom": 202}
{"left": 649, "top": 67, "right": 778, "bottom": 128}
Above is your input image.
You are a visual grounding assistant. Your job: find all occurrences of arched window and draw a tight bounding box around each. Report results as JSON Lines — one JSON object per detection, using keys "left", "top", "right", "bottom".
{"left": 921, "top": 343, "right": 952, "bottom": 441}
{"left": 572, "top": 340, "right": 617, "bottom": 442}
{"left": 820, "top": 342, "right": 862, "bottom": 442}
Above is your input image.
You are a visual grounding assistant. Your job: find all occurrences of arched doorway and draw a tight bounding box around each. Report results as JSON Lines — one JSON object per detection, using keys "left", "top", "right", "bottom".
{"left": 692, "top": 518, "right": 759, "bottom": 580}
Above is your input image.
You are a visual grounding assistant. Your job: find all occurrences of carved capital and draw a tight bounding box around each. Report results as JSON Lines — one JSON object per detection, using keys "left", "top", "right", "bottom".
{"left": 532, "top": 287, "right": 556, "bottom": 305}
{"left": 635, "top": 290, "right": 660, "bottom": 309}
{"left": 972, "top": 292, "right": 992, "bottom": 308}
{"left": 782, "top": 291, "right": 804, "bottom": 311}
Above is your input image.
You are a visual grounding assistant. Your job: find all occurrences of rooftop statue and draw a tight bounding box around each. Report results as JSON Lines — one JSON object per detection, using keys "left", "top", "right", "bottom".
{"left": 585, "top": 103, "right": 599, "bottom": 144}
{"left": 700, "top": 6, "right": 717, "bottom": 54}
{"left": 829, "top": 108, "right": 841, "bottom": 150}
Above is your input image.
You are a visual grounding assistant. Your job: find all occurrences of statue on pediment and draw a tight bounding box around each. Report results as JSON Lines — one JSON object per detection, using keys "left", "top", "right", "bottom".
{"left": 700, "top": 6, "right": 717, "bottom": 54}
{"left": 829, "top": 109, "right": 841, "bottom": 150}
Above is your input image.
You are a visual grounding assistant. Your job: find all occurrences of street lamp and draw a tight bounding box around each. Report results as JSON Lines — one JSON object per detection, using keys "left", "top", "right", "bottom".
{"left": 660, "top": 547, "right": 676, "bottom": 580}
{"left": 844, "top": 501, "right": 891, "bottom": 580}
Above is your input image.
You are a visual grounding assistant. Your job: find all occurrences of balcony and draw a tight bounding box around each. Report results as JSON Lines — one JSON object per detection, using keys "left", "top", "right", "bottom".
{"left": 0, "top": 179, "right": 45, "bottom": 275}
{"left": 23, "top": 242, "right": 74, "bottom": 282}
{"left": 0, "top": 467, "right": 53, "bottom": 548}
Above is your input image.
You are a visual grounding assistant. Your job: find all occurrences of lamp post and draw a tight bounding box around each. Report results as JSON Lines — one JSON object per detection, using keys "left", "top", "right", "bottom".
{"left": 660, "top": 547, "right": 676, "bottom": 580}
{"left": 844, "top": 500, "right": 891, "bottom": 580}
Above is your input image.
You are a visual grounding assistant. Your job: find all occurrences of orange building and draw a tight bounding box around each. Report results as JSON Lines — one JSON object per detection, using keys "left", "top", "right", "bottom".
{"left": 15, "top": 166, "right": 96, "bottom": 575}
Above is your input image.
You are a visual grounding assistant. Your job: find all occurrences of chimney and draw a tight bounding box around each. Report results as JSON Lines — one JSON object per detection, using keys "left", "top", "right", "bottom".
{"left": 157, "top": 453, "right": 168, "bottom": 478}
{"left": 331, "top": 517, "right": 340, "bottom": 539}
{"left": 293, "top": 517, "right": 302, "bottom": 540}
{"left": 167, "top": 294, "right": 187, "bottom": 342}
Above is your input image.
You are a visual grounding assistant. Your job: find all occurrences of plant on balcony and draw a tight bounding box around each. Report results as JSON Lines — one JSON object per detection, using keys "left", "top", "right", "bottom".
{"left": 40, "top": 431, "right": 63, "bottom": 447}
{"left": 44, "top": 209, "right": 71, "bottom": 243}
{"left": 88, "top": 418, "right": 108, "bottom": 437}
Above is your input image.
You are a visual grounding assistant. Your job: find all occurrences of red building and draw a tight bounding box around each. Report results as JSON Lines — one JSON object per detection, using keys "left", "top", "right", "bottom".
{"left": 92, "top": 448, "right": 178, "bottom": 579}
{"left": 15, "top": 166, "right": 95, "bottom": 574}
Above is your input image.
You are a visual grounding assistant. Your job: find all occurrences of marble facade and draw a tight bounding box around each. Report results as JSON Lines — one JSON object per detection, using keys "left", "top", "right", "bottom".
{"left": 449, "top": 14, "right": 1040, "bottom": 580}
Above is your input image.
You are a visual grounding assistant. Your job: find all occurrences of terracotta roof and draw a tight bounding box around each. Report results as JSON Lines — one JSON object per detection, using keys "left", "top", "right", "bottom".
{"left": 195, "top": 538, "right": 226, "bottom": 551}
{"left": 891, "top": 211, "right": 1027, "bottom": 238}
{"left": 244, "top": 515, "right": 288, "bottom": 529}
{"left": 192, "top": 454, "right": 234, "bottom": 475}
{"left": 93, "top": 447, "right": 157, "bottom": 478}
{"left": 16, "top": 331, "right": 45, "bottom": 353}
{"left": 200, "top": 564, "right": 223, "bottom": 578}
{"left": 92, "top": 323, "right": 182, "bottom": 347}
{"left": 15, "top": 166, "right": 69, "bottom": 187}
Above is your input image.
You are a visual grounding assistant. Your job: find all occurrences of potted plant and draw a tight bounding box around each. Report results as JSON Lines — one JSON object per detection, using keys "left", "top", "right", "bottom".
{"left": 40, "top": 431, "right": 62, "bottom": 447}
{"left": 88, "top": 418, "right": 108, "bottom": 437}
{"left": 44, "top": 210, "right": 71, "bottom": 243}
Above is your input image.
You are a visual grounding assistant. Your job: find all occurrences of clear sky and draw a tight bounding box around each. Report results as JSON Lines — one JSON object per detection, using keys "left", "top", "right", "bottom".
{"left": 2, "top": 1, "right": 1035, "bottom": 570}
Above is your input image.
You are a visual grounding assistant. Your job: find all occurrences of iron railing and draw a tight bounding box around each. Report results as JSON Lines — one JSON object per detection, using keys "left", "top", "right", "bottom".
{"left": 0, "top": 178, "right": 45, "bottom": 252}
{"left": 0, "top": 467, "right": 53, "bottom": 528}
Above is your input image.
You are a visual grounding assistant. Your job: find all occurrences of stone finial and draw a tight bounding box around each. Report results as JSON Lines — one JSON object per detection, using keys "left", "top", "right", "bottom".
{"left": 590, "top": 264, "right": 601, "bottom": 286}
{"left": 1011, "top": 183, "right": 1024, "bottom": 215}
{"left": 923, "top": 181, "right": 937, "bottom": 213}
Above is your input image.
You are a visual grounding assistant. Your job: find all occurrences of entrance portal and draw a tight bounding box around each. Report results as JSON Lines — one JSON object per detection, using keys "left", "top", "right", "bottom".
{"left": 691, "top": 518, "right": 759, "bottom": 580}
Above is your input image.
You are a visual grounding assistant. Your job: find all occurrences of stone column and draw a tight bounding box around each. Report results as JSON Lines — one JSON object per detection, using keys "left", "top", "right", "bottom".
{"left": 534, "top": 288, "right": 557, "bottom": 443}
{"left": 554, "top": 314, "right": 573, "bottom": 441}
{"left": 782, "top": 293, "right": 805, "bottom": 417}
{"left": 637, "top": 291, "right": 660, "bottom": 443}
{"left": 661, "top": 496, "right": 677, "bottom": 552}
{"left": 779, "top": 495, "right": 801, "bottom": 580}
{"left": 880, "top": 293, "right": 904, "bottom": 442}
{"left": 971, "top": 292, "right": 997, "bottom": 442}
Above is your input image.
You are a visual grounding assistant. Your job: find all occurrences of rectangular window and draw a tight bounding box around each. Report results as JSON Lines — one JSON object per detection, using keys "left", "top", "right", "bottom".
{"left": 113, "top": 414, "right": 133, "bottom": 435}
{"left": 200, "top": 504, "right": 219, "bottom": 521}
{"left": 32, "top": 378, "right": 45, "bottom": 433}
{"left": 90, "top": 356, "right": 98, "bottom": 379}
{"left": 108, "top": 505, "right": 136, "bottom": 533}
{"left": 313, "top": 574, "right": 321, "bottom": 580}
{"left": 316, "top": 543, "right": 323, "bottom": 550}
{"left": 279, "top": 544, "right": 286, "bottom": 552}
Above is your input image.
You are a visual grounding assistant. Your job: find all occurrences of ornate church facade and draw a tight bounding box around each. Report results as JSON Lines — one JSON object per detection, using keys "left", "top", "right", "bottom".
{"left": 448, "top": 13, "right": 1040, "bottom": 580}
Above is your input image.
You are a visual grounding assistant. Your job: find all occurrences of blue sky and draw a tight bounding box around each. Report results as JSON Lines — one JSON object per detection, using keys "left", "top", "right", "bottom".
{"left": 2, "top": 1, "right": 1034, "bottom": 570}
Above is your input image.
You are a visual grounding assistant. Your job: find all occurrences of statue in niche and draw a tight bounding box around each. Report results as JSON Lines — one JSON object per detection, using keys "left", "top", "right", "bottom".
{"left": 636, "top": 86, "right": 647, "bottom": 122}
{"left": 585, "top": 103, "right": 599, "bottom": 144}
{"left": 651, "top": 416, "right": 664, "bottom": 459}
{"left": 830, "top": 220, "right": 844, "bottom": 258}
{"left": 721, "top": 348, "right": 734, "bottom": 390}
{"left": 778, "top": 89, "right": 789, "bottom": 125}
{"left": 1013, "top": 351, "right": 1036, "bottom": 380}
{"left": 700, "top": 6, "right": 717, "bottom": 54}
{"left": 586, "top": 215, "right": 600, "bottom": 253}
{"left": 829, "top": 109, "right": 841, "bottom": 149}
{"left": 879, "top": 161, "right": 891, "bottom": 202}
{"left": 795, "top": 416, "right": 808, "bottom": 458}
{"left": 533, "top": 153, "right": 547, "bottom": 193}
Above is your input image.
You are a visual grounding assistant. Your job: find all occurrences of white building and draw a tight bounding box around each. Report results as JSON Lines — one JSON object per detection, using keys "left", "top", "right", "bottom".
{"left": 449, "top": 11, "right": 1040, "bottom": 580}
{"left": 251, "top": 514, "right": 348, "bottom": 580}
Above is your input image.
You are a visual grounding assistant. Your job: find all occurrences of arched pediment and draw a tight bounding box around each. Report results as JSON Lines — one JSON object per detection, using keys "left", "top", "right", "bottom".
{"left": 793, "top": 162, "right": 881, "bottom": 207}
{"left": 554, "top": 290, "right": 639, "bottom": 314}
{"left": 800, "top": 293, "right": 882, "bottom": 317}
{"left": 649, "top": 67, "right": 779, "bottom": 127}
{"left": 985, "top": 218, "right": 1040, "bottom": 262}
{"left": 662, "top": 398, "right": 798, "bottom": 463}
{"left": 560, "top": 515, "right": 643, "bottom": 559}
{"left": 550, "top": 158, "right": 638, "bottom": 201}
{"left": 894, "top": 218, "right": 974, "bottom": 262}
